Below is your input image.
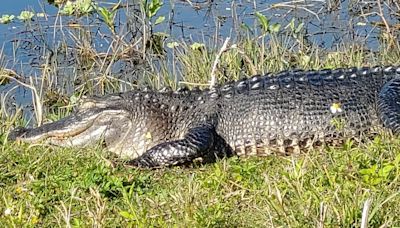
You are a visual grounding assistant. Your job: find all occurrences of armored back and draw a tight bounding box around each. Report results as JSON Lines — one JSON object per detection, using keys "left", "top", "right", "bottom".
{"left": 215, "top": 66, "right": 397, "bottom": 155}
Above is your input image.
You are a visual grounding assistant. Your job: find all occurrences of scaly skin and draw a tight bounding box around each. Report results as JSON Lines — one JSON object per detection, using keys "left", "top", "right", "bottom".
{"left": 9, "top": 66, "right": 400, "bottom": 167}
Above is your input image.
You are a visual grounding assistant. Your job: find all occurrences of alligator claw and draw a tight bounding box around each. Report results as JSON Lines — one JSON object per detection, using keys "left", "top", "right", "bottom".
{"left": 127, "top": 158, "right": 160, "bottom": 169}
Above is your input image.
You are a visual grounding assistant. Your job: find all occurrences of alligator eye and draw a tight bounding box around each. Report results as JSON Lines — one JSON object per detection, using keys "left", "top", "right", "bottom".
{"left": 79, "top": 100, "right": 97, "bottom": 109}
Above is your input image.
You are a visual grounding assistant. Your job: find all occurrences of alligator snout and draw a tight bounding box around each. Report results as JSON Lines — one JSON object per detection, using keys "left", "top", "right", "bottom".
{"left": 8, "top": 127, "right": 29, "bottom": 141}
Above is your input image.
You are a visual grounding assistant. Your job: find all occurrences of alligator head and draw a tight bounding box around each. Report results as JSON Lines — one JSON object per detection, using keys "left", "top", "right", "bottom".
{"left": 9, "top": 94, "right": 136, "bottom": 157}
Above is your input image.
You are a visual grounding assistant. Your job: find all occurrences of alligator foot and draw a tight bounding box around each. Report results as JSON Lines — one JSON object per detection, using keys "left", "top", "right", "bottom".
{"left": 127, "top": 125, "right": 232, "bottom": 168}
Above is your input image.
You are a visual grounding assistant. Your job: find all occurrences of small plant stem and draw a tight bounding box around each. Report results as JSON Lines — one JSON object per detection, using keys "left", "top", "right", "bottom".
{"left": 210, "top": 37, "right": 230, "bottom": 88}
{"left": 361, "top": 198, "right": 372, "bottom": 228}
{"left": 376, "top": 1, "right": 391, "bottom": 36}
{"left": 0, "top": 69, "right": 43, "bottom": 126}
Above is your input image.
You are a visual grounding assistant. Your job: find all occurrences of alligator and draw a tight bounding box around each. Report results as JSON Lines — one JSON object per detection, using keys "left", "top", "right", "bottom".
{"left": 8, "top": 66, "right": 400, "bottom": 168}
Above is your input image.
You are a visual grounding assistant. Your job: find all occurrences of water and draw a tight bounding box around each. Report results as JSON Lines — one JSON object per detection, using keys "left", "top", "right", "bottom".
{"left": 0, "top": 0, "right": 399, "bottom": 120}
{"left": 0, "top": 1, "right": 396, "bottom": 69}
{"left": 0, "top": 1, "right": 393, "bottom": 48}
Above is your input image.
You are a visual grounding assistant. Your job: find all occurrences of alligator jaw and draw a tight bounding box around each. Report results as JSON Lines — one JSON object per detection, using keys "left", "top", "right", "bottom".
{"left": 10, "top": 109, "right": 127, "bottom": 146}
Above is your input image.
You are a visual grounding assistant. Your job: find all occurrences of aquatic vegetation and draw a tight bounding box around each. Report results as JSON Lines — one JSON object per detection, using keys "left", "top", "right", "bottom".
{"left": 95, "top": 4, "right": 119, "bottom": 33}
{"left": 0, "top": 15, "right": 15, "bottom": 24}
{"left": 255, "top": 12, "right": 281, "bottom": 34}
{"left": 59, "top": 0, "right": 95, "bottom": 16}
{"left": 17, "top": 11, "right": 35, "bottom": 21}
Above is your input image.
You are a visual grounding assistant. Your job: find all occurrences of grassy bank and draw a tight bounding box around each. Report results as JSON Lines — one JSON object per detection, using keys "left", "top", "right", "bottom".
{"left": 1, "top": 0, "right": 400, "bottom": 227}
{"left": 1, "top": 132, "right": 400, "bottom": 226}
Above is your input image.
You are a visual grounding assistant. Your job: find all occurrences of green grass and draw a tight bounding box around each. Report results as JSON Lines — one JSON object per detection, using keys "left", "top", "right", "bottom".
{"left": 1, "top": 133, "right": 400, "bottom": 227}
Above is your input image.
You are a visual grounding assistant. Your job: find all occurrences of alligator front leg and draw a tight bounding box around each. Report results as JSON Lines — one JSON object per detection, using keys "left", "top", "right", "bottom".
{"left": 128, "top": 125, "right": 231, "bottom": 168}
